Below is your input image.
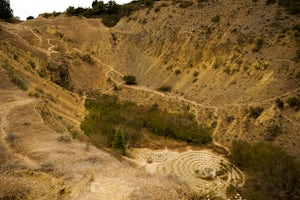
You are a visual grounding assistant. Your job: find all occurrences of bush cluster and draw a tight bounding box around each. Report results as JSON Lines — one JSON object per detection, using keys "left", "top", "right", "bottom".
{"left": 249, "top": 106, "right": 264, "bottom": 119}
{"left": 278, "top": 0, "right": 300, "bottom": 14}
{"left": 0, "top": 0, "right": 13, "bottom": 21}
{"left": 123, "top": 75, "right": 137, "bottom": 84}
{"left": 230, "top": 141, "right": 300, "bottom": 200}
{"left": 66, "top": 0, "right": 156, "bottom": 27}
{"left": 81, "top": 95, "right": 211, "bottom": 150}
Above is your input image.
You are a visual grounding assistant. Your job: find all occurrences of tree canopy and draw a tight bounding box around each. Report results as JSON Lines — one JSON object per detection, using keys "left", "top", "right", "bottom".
{"left": 0, "top": 0, "right": 13, "bottom": 20}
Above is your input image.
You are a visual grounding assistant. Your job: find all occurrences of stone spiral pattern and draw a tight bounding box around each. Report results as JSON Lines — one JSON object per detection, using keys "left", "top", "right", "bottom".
{"left": 156, "top": 151, "right": 244, "bottom": 192}
{"left": 141, "top": 153, "right": 167, "bottom": 162}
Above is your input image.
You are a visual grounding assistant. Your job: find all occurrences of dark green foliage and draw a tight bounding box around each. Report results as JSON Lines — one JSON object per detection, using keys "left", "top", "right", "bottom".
{"left": 230, "top": 141, "right": 300, "bottom": 200}
{"left": 123, "top": 75, "right": 137, "bottom": 84}
{"left": 278, "top": 0, "right": 300, "bottom": 14}
{"left": 112, "top": 129, "right": 126, "bottom": 155}
{"left": 26, "top": 16, "right": 34, "bottom": 20}
{"left": 287, "top": 96, "right": 300, "bottom": 110}
{"left": 211, "top": 15, "right": 220, "bottom": 23}
{"left": 175, "top": 69, "right": 181, "bottom": 75}
{"left": 80, "top": 95, "right": 211, "bottom": 150}
{"left": 157, "top": 85, "right": 172, "bottom": 92}
{"left": 296, "top": 50, "right": 300, "bottom": 62}
{"left": 249, "top": 106, "right": 264, "bottom": 119}
{"left": 294, "top": 24, "right": 300, "bottom": 32}
{"left": 275, "top": 98, "right": 284, "bottom": 109}
{"left": 266, "top": 0, "right": 276, "bottom": 5}
{"left": 265, "top": 124, "right": 282, "bottom": 141}
{"left": 253, "top": 38, "right": 264, "bottom": 52}
{"left": 145, "top": 0, "right": 155, "bottom": 7}
{"left": 81, "top": 54, "right": 94, "bottom": 65}
{"left": 38, "top": 68, "right": 47, "bottom": 78}
{"left": 193, "top": 71, "right": 199, "bottom": 77}
{"left": 66, "top": 0, "right": 157, "bottom": 27}
{"left": 179, "top": 1, "right": 193, "bottom": 8}
{"left": 92, "top": 0, "right": 106, "bottom": 15}
{"left": 0, "top": 0, "right": 13, "bottom": 20}
{"left": 146, "top": 112, "right": 211, "bottom": 144}
{"left": 28, "top": 60, "right": 35, "bottom": 69}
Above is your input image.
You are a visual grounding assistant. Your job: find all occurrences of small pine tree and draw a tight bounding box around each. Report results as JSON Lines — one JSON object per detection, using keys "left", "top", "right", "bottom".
{"left": 0, "top": 0, "right": 13, "bottom": 20}
{"left": 112, "top": 129, "right": 126, "bottom": 155}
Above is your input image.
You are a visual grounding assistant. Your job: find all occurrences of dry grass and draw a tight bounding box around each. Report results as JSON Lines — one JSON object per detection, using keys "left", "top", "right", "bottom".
{"left": 0, "top": 176, "right": 29, "bottom": 200}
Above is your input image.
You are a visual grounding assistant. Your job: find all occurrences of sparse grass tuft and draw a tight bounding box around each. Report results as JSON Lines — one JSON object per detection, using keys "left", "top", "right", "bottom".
{"left": 57, "top": 135, "right": 72, "bottom": 143}
{"left": 2, "top": 63, "right": 28, "bottom": 91}
{"left": 5, "top": 133, "right": 18, "bottom": 143}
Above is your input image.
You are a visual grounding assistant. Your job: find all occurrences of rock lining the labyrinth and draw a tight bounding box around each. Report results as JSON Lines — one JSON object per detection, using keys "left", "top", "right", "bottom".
{"left": 131, "top": 148, "right": 245, "bottom": 196}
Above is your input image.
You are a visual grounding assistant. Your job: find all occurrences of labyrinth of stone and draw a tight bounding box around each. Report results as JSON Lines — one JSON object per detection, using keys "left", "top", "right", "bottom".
{"left": 135, "top": 149, "right": 244, "bottom": 194}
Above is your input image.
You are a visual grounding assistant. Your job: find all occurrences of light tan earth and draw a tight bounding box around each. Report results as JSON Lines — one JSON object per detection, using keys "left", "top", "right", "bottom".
{"left": 0, "top": 0, "right": 299, "bottom": 199}
{"left": 0, "top": 80, "right": 191, "bottom": 200}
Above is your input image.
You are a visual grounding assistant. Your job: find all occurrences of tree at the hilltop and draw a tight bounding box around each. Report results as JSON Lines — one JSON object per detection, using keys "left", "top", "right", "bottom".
{"left": 0, "top": 0, "right": 13, "bottom": 20}
{"left": 106, "top": 0, "right": 118, "bottom": 14}
{"left": 92, "top": 0, "right": 105, "bottom": 15}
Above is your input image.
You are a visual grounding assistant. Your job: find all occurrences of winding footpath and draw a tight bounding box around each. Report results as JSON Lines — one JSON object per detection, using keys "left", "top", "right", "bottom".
{"left": 0, "top": 92, "right": 39, "bottom": 169}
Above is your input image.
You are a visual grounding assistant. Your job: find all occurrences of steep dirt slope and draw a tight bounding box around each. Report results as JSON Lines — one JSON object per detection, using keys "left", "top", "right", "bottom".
{"left": 0, "top": 0, "right": 299, "bottom": 198}
{"left": 0, "top": 60, "right": 190, "bottom": 199}
{"left": 106, "top": 0, "right": 299, "bottom": 153}
{"left": 111, "top": 0, "right": 299, "bottom": 103}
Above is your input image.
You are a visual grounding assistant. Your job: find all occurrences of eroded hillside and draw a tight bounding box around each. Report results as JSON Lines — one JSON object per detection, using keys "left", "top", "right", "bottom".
{"left": 0, "top": 0, "right": 299, "bottom": 199}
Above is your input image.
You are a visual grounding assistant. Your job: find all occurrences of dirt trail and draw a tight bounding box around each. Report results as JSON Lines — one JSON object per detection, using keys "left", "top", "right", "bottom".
{"left": 47, "top": 39, "right": 58, "bottom": 55}
{"left": 0, "top": 91, "right": 39, "bottom": 169}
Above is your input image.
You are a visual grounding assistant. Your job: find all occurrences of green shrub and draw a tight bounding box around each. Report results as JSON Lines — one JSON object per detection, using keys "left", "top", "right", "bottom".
{"left": 28, "top": 60, "right": 36, "bottom": 69}
{"left": 157, "top": 85, "right": 172, "bottom": 92}
{"left": 81, "top": 54, "right": 94, "bottom": 65}
{"left": 66, "top": 0, "right": 157, "bottom": 27}
{"left": 212, "top": 15, "right": 220, "bottom": 23}
{"left": 179, "top": 1, "right": 193, "bottom": 8}
{"left": 265, "top": 124, "right": 282, "bottom": 141}
{"left": 249, "top": 106, "right": 264, "bottom": 119}
{"left": 112, "top": 129, "right": 126, "bottom": 155}
{"left": 266, "top": 0, "right": 276, "bottom": 5}
{"left": 253, "top": 38, "right": 264, "bottom": 52}
{"left": 275, "top": 98, "right": 284, "bottom": 109}
{"left": 230, "top": 141, "right": 300, "bottom": 200}
{"left": 0, "top": 0, "right": 13, "bottom": 20}
{"left": 193, "top": 71, "right": 199, "bottom": 77}
{"left": 26, "top": 16, "right": 34, "bottom": 20}
{"left": 123, "top": 75, "right": 137, "bottom": 84}
{"left": 287, "top": 96, "right": 300, "bottom": 110}
{"left": 175, "top": 69, "right": 181, "bottom": 75}
{"left": 296, "top": 50, "right": 300, "bottom": 62}
{"left": 278, "top": 0, "right": 300, "bottom": 14}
